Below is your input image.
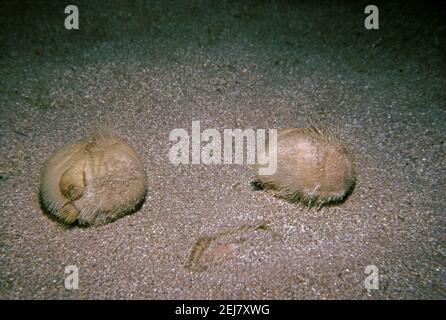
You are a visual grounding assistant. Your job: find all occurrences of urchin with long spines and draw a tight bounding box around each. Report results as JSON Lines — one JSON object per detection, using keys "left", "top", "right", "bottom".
{"left": 253, "top": 127, "right": 356, "bottom": 208}
{"left": 39, "top": 128, "right": 146, "bottom": 226}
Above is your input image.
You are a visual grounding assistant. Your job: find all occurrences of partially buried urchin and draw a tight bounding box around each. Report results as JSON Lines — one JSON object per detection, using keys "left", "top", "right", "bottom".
{"left": 253, "top": 127, "right": 356, "bottom": 208}
{"left": 39, "top": 128, "right": 146, "bottom": 226}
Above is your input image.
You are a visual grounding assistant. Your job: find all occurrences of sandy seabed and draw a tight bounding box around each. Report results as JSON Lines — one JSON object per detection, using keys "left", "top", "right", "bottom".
{"left": 0, "top": 0, "right": 445, "bottom": 299}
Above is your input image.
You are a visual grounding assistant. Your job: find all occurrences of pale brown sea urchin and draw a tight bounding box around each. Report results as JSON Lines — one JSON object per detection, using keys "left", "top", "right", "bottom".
{"left": 253, "top": 127, "right": 356, "bottom": 208}
{"left": 39, "top": 128, "right": 146, "bottom": 226}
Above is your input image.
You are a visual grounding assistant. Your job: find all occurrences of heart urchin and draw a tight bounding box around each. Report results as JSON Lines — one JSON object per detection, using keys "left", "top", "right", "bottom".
{"left": 253, "top": 127, "right": 356, "bottom": 208}
{"left": 39, "top": 128, "right": 146, "bottom": 226}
